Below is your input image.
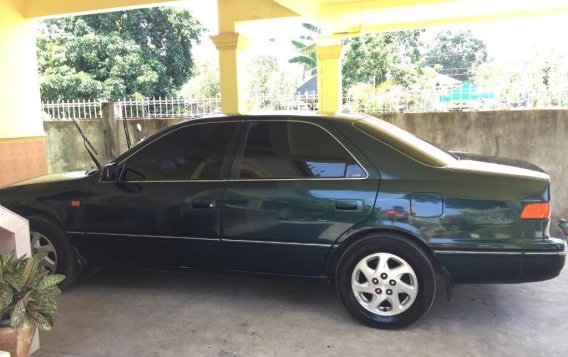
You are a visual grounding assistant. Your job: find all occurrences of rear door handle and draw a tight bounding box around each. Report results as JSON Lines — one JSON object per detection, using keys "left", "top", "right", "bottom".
{"left": 191, "top": 200, "right": 216, "bottom": 209}
{"left": 335, "top": 200, "right": 359, "bottom": 211}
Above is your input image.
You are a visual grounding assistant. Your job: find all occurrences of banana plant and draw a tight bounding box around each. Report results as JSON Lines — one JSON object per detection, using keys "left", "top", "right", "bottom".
{"left": 0, "top": 250, "right": 65, "bottom": 331}
{"left": 288, "top": 23, "right": 321, "bottom": 76}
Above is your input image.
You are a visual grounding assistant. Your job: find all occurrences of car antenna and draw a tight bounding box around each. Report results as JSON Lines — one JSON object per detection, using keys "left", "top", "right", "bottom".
{"left": 70, "top": 116, "right": 102, "bottom": 170}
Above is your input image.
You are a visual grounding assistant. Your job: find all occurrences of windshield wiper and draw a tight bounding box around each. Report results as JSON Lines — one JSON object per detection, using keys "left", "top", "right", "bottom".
{"left": 70, "top": 117, "right": 101, "bottom": 170}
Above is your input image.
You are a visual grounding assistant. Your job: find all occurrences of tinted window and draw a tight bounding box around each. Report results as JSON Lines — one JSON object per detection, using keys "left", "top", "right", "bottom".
{"left": 354, "top": 117, "right": 455, "bottom": 167}
{"left": 123, "top": 123, "right": 238, "bottom": 181}
{"left": 239, "top": 122, "right": 365, "bottom": 179}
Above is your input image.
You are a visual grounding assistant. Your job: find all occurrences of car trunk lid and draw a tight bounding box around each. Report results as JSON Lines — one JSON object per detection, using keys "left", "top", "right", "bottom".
{"left": 446, "top": 152, "right": 550, "bottom": 181}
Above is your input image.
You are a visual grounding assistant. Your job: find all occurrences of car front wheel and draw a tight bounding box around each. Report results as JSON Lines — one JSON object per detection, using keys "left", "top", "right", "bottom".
{"left": 29, "top": 215, "right": 80, "bottom": 289}
{"left": 336, "top": 233, "right": 437, "bottom": 329}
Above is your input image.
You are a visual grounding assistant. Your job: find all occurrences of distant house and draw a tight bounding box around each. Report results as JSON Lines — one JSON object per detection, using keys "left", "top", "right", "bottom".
{"left": 433, "top": 73, "right": 463, "bottom": 89}
{"left": 439, "top": 83, "right": 495, "bottom": 111}
{"left": 297, "top": 73, "right": 463, "bottom": 95}
{"left": 296, "top": 75, "right": 318, "bottom": 94}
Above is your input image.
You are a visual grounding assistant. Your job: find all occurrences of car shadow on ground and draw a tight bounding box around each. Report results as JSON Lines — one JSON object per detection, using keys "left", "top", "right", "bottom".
{"left": 36, "top": 266, "right": 567, "bottom": 357}
{"left": 68, "top": 266, "right": 540, "bottom": 329}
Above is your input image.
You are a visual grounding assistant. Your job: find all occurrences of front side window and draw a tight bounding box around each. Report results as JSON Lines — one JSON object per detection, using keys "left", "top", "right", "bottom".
{"left": 123, "top": 123, "right": 238, "bottom": 181}
{"left": 238, "top": 121, "right": 365, "bottom": 179}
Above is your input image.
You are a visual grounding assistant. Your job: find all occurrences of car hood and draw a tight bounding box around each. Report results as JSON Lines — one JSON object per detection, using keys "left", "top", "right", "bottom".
{"left": 446, "top": 152, "right": 549, "bottom": 180}
{"left": 11, "top": 170, "right": 95, "bottom": 187}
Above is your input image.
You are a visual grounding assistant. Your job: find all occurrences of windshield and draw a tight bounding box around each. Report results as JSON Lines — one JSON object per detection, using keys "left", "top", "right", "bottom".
{"left": 353, "top": 117, "right": 456, "bottom": 167}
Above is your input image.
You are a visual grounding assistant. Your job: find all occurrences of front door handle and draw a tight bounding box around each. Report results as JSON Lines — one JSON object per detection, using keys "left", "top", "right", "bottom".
{"left": 191, "top": 200, "right": 216, "bottom": 209}
{"left": 335, "top": 200, "right": 359, "bottom": 211}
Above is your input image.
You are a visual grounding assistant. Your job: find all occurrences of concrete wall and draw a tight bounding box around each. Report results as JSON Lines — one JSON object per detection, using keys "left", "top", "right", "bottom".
{"left": 44, "top": 118, "right": 183, "bottom": 173}
{"left": 44, "top": 120, "right": 104, "bottom": 174}
{"left": 44, "top": 110, "right": 568, "bottom": 221}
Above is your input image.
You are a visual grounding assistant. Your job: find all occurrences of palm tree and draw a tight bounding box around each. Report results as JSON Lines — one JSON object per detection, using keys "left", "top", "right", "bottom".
{"left": 288, "top": 23, "right": 321, "bottom": 77}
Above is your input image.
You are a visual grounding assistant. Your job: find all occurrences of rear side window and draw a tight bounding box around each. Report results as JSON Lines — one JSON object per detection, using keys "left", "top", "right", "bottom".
{"left": 238, "top": 121, "right": 366, "bottom": 179}
{"left": 123, "top": 123, "right": 238, "bottom": 181}
{"left": 354, "top": 117, "right": 455, "bottom": 167}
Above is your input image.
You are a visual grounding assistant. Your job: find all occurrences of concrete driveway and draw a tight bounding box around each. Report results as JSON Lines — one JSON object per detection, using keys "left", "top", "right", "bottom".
{"left": 35, "top": 265, "right": 568, "bottom": 357}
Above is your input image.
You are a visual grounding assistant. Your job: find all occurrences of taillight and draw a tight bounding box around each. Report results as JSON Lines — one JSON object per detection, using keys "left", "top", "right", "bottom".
{"left": 521, "top": 202, "right": 551, "bottom": 219}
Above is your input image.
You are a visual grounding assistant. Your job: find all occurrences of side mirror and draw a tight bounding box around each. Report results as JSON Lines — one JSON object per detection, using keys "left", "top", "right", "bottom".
{"left": 101, "top": 162, "right": 119, "bottom": 182}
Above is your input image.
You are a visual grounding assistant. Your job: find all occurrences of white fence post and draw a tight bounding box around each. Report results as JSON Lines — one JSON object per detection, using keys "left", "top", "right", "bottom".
{"left": 101, "top": 102, "right": 122, "bottom": 163}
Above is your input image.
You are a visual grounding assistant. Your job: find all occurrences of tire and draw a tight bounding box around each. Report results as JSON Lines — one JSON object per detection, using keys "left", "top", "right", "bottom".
{"left": 28, "top": 215, "right": 80, "bottom": 289}
{"left": 336, "top": 232, "right": 436, "bottom": 329}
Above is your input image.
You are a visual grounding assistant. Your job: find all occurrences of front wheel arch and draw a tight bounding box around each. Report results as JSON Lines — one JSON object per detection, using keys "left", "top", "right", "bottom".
{"left": 10, "top": 205, "right": 64, "bottom": 230}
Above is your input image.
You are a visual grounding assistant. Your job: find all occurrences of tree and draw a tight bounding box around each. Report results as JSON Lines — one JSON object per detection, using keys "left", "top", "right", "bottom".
{"left": 342, "top": 30, "right": 425, "bottom": 90}
{"left": 426, "top": 30, "right": 487, "bottom": 82}
{"left": 37, "top": 7, "right": 203, "bottom": 101}
{"left": 179, "top": 57, "right": 220, "bottom": 100}
{"left": 246, "top": 55, "right": 303, "bottom": 110}
{"left": 475, "top": 52, "right": 568, "bottom": 108}
{"left": 288, "top": 23, "right": 321, "bottom": 77}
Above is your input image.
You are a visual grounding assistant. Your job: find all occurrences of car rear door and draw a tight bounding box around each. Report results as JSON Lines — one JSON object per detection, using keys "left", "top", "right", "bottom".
{"left": 220, "top": 118, "right": 380, "bottom": 276}
{"left": 75, "top": 121, "right": 243, "bottom": 269}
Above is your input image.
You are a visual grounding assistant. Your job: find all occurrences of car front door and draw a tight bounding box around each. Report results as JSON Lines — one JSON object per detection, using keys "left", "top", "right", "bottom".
{"left": 221, "top": 119, "right": 380, "bottom": 276}
{"left": 73, "top": 121, "right": 242, "bottom": 269}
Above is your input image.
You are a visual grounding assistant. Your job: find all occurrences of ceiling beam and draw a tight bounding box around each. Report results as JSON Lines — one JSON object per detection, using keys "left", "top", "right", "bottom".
{"left": 25, "top": 0, "right": 182, "bottom": 19}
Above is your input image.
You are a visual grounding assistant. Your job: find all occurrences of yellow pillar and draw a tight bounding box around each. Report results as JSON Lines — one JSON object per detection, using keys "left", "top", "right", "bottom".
{"left": 316, "top": 40, "right": 344, "bottom": 114}
{"left": 0, "top": 0, "right": 47, "bottom": 186}
{"left": 210, "top": 32, "right": 249, "bottom": 115}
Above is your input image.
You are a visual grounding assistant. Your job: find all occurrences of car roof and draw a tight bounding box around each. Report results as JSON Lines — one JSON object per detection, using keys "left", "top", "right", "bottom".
{"left": 181, "top": 112, "right": 369, "bottom": 125}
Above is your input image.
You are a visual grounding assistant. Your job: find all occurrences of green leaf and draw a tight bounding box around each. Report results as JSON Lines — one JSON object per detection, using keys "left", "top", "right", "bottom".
{"left": 289, "top": 56, "right": 316, "bottom": 67}
{"left": 4, "top": 273, "right": 24, "bottom": 292}
{"left": 28, "top": 301, "right": 53, "bottom": 314}
{"left": 29, "top": 269, "right": 49, "bottom": 287}
{"left": 30, "top": 291, "right": 58, "bottom": 314}
{"left": 291, "top": 40, "right": 308, "bottom": 51}
{"left": 22, "top": 258, "right": 38, "bottom": 285}
{"left": 2, "top": 251, "right": 15, "bottom": 266}
{"left": 44, "top": 286, "right": 62, "bottom": 296}
{"left": 302, "top": 23, "right": 321, "bottom": 34}
{"left": 14, "top": 255, "right": 28, "bottom": 272}
{"left": 10, "top": 299, "right": 26, "bottom": 328}
{"left": 28, "top": 309, "right": 53, "bottom": 331}
{"left": 0, "top": 283, "right": 13, "bottom": 312}
{"left": 37, "top": 274, "right": 66, "bottom": 290}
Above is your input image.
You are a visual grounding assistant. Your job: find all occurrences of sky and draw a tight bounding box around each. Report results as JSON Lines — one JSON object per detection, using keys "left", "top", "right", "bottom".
{"left": 181, "top": 0, "right": 568, "bottom": 63}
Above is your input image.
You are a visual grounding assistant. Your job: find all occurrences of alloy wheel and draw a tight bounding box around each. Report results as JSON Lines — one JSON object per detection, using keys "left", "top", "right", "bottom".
{"left": 30, "top": 231, "right": 58, "bottom": 273}
{"left": 351, "top": 252, "right": 418, "bottom": 316}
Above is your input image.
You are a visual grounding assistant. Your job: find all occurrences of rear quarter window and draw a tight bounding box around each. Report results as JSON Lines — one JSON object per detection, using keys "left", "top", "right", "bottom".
{"left": 353, "top": 117, "right": 456, "bottom": 167}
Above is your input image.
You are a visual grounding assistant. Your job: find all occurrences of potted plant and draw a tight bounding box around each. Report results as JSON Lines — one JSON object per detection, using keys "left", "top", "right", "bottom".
{"left": 0, "top": 250, "right": 65, "bottom": 357}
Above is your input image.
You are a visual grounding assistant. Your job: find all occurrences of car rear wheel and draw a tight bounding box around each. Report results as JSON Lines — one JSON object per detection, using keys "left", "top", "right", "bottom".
{"left": 336, "top": 233, "right": 437, "bottom": 329}
{"left": 29, "top": 216, "right": 80, "bottom": 289}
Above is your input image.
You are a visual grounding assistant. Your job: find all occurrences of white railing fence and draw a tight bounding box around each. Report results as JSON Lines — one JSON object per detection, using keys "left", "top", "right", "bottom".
{"left": 119, "top": 96, "right": 222, "bottom": 119}
{"left": 41, "top": 87, "right": 568, "bottom": 120}
{"left": 41, "top": 99, "right": 103, "bottom": 120}
{"left": 247, "top": 92, "right": 319, "bottom": 112}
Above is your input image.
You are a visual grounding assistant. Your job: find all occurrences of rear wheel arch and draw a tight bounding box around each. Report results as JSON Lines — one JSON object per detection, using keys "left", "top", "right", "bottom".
{"left": 327, "top": 228, "right": 442, "bottom": 278}
{"left": 334, "top": 229, "right": 439, "bottom": 328}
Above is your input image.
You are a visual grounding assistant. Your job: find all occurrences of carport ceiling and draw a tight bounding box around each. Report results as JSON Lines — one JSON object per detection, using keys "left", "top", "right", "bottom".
{"left": 274, "top": 0, "right": 568, "bottom": 36}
